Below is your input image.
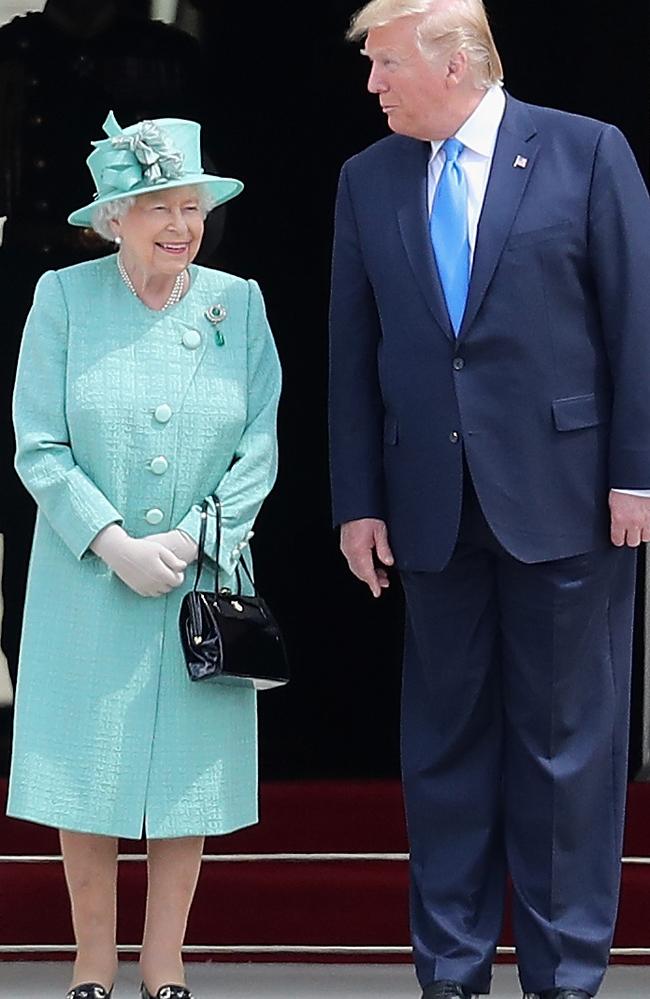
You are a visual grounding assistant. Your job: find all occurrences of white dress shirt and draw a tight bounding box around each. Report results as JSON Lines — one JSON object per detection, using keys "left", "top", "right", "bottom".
{"left": 427, "top": 84, "right": 505, "bottom": 264}
{"left": 427, "top": 85, "right": 647, "bottom": 498}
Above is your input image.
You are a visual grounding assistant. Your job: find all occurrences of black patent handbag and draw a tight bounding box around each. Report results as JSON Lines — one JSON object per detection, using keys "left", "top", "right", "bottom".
{"left": 179, "top": 497, "right": 289, "bottom": 689}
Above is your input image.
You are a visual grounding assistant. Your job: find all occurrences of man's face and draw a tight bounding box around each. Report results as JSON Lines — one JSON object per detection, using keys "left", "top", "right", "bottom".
{"left": 363, "top": 16, "right": 457, "bottom": 141}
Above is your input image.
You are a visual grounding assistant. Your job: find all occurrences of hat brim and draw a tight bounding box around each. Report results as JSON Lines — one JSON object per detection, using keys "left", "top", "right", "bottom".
{"left": 67, "top": 173, "right": 243, "bottom": 228}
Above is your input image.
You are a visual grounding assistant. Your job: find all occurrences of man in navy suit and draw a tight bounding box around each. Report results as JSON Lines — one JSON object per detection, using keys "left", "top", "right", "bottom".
{"left": 328, "top": 2, "right": 650, "bottom": 997}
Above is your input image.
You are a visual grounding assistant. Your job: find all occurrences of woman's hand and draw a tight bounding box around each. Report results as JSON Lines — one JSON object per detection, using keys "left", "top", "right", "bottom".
{"left": 91, "top": 524, "right": 187, "bottom": 597}
{"left": 146, "top": 529, "right": 199, "bottom": 565}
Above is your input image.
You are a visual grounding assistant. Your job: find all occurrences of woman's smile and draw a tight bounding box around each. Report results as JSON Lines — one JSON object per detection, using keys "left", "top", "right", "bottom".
{"left": 155, "top": 241, "right": 191, "bottom": 256}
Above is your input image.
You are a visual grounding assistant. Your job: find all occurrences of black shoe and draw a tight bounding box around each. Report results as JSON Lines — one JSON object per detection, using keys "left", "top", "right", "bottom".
{"left": 140, "top": 985, "right": 194, "bottom": 999}
{"left": 66, "top": 987, "right": 113, "bottom": 999}
{"left": 423, "top": 983, "right": 477, "bottom": 999}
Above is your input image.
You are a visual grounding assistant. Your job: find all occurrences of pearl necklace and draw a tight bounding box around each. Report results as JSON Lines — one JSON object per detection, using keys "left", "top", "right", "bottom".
{"left": 117, "top": 254, "right": 186, "bottom": 310}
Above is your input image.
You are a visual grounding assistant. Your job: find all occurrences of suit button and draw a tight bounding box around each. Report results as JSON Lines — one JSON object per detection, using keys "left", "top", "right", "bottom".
{"left": 145, "top": 508, "right": 164, "bottom": 526}
{"left": 453, "top": 357, "right": 465, "bottom": 370}
{"left": 449, "top": 431, "right": 461, "bottom": 444}
{"left": 150, "top": 456, "right": 169, "bottom": 475}
{"left": 182, "top": 329, "right": 201, "bottom": 350}
{"left": 154, "top": 403, "right": 172, "bottom": 423}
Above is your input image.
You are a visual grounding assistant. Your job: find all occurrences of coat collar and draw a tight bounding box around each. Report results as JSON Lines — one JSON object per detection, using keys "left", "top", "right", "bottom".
{"left": 393, "top": 94, "right": 539, "bottom": 342}
{"left": 395, "top": 139, "right": 452, "bottom": 339}
{"left": 458, "top": 95, "right": 539, "bottom": 339}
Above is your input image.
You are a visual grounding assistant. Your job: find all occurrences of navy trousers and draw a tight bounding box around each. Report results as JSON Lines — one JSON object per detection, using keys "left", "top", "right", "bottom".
{"left": 400, "top": 473, "right": 636, "bottom": 996}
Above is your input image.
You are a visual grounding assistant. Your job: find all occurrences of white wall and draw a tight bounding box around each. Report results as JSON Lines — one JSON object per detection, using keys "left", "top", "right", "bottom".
{"left": 150, "top": 0, "right": 178, "bottom": 24}
{"left": 0, "top": 1, "right": 46, "bottom": 29}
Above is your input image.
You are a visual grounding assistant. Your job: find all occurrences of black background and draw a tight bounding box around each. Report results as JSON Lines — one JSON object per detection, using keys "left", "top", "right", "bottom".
{"left": 1, "top": 1, "right": 648, "bottom": 780}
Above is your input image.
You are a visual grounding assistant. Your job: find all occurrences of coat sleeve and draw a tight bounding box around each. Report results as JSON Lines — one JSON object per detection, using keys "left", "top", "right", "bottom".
{"left": 329, "top": 161, "right": 386, "bottom": 528}
{"left": 175, "top": 279, "right": 281, "bottom": 578}
{"left": 588, "top": 124, "right": 650, "bottom": 489}
{"left": 13, "top": 270, "right": 124, "bottom": 559}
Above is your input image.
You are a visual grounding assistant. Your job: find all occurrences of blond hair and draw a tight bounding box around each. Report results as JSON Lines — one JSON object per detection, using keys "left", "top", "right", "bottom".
{"left": 348, "top": 0, "right": 503, "bottom": 89}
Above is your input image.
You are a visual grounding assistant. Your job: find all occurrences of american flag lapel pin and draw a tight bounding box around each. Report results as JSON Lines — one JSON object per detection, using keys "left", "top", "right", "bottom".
{"left": 513, "top": 155, "right": 528, "bottom": 169}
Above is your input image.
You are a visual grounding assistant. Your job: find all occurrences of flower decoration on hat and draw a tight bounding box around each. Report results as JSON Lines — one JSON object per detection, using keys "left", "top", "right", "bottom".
{"left": 68, "top": 110, "right": 244, "bottom": 228}
{"left": 97, "top": 111, "right": 185, "bottom": 195}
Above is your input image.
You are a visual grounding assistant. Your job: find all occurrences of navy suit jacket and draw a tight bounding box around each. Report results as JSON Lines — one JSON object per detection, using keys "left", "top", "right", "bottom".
{"left": 329, "top": 94, "right": 650, "bottom": 569}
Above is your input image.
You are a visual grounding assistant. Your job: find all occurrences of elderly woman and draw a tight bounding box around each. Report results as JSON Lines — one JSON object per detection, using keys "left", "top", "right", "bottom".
{"left": 7, "top": 112, "right": 281, "bottom": 999}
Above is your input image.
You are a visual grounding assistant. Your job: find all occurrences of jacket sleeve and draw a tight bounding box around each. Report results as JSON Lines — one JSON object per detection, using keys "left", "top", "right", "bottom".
{"left": 175, "top": 279, "right": 281, "bottom": 578}
{"left": 13, "top": 271, "right": 124, "bottom": 559}
{"left": 588, "top": 124, "right": 650, "bottom": 489}
{"left": 329, "top": 161, "right": 386, "bottom": 528}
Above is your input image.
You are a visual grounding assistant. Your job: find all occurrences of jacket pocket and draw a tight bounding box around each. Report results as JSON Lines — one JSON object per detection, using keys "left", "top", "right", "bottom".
{"left": 552, "top": 393, "right": 610, "bottom": 431}
{"left": 506, "top": 221, "right": 573, "bottom": 250}
{"left": 384, "top": 413, "right": 398, "bottom": 445}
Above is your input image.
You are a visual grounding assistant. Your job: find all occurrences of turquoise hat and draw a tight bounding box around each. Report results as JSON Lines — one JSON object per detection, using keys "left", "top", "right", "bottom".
{"left": 68, "top": 111, "right": 243, "bottom": 227}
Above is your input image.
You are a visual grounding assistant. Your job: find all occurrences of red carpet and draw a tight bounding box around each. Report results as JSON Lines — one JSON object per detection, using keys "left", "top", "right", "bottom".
{"left": 1, "top": 779, "right": 648, "bottom": 963}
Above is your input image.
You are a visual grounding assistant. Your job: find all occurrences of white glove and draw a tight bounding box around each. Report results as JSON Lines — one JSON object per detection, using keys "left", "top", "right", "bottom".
{"left": 147, "top": 529, "right": 199, "bottom": 565}
{"left": 91, "top": 524, "right": 187, "bottom": 597}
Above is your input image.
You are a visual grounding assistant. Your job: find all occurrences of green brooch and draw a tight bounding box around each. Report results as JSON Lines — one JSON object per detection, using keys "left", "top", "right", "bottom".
{"left": 204, "top": 304, "right": 227, "bottom": 346}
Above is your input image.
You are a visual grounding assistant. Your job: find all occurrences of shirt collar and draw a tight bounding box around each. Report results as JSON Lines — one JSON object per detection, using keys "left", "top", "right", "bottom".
{"left": 430, "top": 85, "right": 506, "bottom": 160}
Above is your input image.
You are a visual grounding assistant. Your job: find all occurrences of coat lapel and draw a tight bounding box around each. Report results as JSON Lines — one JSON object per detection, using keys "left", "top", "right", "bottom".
{"left": 395, "top": 138, "right": 455, "bottom": 342}
{"left": 458, "top": 96, "right": 539, "bottom": 339}
{"left": 131, "top": 270, "right": 228, "bottom": 415}
{"left": 172, "top": 279, "right": 233, "bottom": 411}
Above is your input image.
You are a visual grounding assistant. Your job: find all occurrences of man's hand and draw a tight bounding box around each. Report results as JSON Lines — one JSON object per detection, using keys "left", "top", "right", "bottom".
{"left": 609, "top": 491, "right": 650, "bottom": 547}
{"left": 340, "top": 518, "right": 394, "bottom": 598}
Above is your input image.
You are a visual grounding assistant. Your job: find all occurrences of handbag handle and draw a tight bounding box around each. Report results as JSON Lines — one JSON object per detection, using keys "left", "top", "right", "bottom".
{"left": 192, "top": 496, "right": 256, "bottom": 597}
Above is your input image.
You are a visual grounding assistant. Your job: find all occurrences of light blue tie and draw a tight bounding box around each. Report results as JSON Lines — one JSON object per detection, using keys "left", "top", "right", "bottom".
{"left": 429, "top": 138, "right": 470, "bottom": 335}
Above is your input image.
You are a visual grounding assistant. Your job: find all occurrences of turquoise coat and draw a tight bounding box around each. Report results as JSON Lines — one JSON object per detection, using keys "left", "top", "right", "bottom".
{"left": 7, "top": 256, "right": 281, "bottom": 839}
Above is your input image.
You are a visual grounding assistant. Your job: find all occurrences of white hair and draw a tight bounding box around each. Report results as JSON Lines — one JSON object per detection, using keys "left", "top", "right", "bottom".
{"left": 91, "top": 186, "right": 218, "bottom": 241}
{"left": 348, "top": 0, "right": 504, "bottom": 89}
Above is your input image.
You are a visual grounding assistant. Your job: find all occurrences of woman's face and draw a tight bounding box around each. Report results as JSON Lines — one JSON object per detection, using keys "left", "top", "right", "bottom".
{"left": 111, "top": 185, "right": 205, "bottom": 275}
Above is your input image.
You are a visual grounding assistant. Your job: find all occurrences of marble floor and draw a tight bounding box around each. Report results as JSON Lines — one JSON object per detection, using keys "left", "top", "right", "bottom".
{"left": 0, "top": 963, "right": 648, "bottom": 998}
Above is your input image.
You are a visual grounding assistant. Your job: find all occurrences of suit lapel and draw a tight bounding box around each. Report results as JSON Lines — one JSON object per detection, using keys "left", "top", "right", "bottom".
{"left": 395, "top": 138, "right": 455, "bottom": 342}
{"left": 458, "top": 96, "right": 539, "bottom": 339}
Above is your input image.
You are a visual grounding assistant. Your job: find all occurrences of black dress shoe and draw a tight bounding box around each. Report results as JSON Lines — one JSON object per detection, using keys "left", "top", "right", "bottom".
{"left": 140, "top": 985, "right": 194, "bottom": 999}
{"left": 423, "top": 982, "right": 477, "bottom": 999}
{"left": 66, "top": 987, "right": 113, "bottom": 999}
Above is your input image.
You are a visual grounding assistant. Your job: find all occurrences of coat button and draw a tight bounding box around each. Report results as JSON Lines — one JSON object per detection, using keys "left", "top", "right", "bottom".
{"left": 154, "top": 403, "right": 172, "bottom": 423}
{"left": 145, "top": 508, "right": 164, "bottom": 526}
{"left": 453, "top": 357, "right": 465, "bottom": 370}
{"left": 449, "top": 431, "right": 461, "bottom": 444}
{"left": 150, "top": 456, "right": 169, "bottom": 475}
{"left": 182, "top": 330, "right": 201, "bottom": 350}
